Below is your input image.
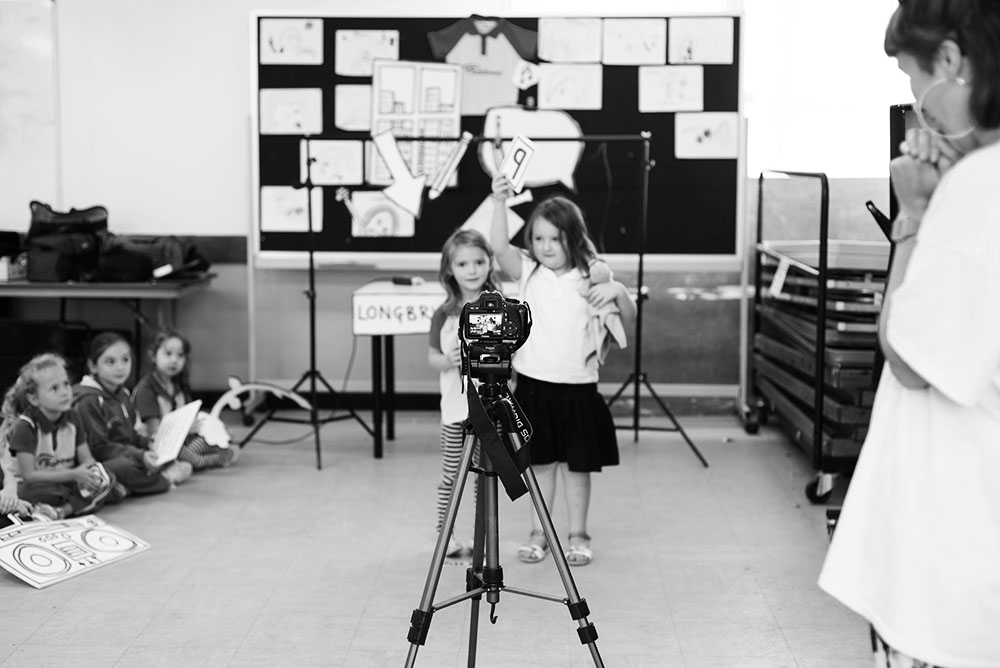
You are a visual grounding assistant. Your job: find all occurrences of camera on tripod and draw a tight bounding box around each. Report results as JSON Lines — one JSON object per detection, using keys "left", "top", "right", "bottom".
{"left": 459, "top": 290, "right": 531, "bottom": 380}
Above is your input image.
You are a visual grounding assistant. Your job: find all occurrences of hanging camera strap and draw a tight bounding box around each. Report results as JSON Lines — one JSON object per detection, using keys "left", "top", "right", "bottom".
{"left": 466, "top": 377, "right": 532, "bottom": 501}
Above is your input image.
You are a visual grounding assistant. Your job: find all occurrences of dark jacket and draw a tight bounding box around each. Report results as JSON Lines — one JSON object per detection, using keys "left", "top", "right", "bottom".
{"left": 72, "top": 375, "right": 149, "bottom": 462}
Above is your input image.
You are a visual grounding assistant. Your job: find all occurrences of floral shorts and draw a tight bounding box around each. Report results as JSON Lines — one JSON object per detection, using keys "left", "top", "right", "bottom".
{"left": 872, "top": 627, "right": 945, "bottom": 668}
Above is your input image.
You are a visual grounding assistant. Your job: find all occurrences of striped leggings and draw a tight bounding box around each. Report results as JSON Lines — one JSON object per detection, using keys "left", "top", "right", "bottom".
{"left": 436, "top": 421, "right": 477, "bottom": 534}
{"left": 178, "top": 435, "right": 232, "bottom": 470}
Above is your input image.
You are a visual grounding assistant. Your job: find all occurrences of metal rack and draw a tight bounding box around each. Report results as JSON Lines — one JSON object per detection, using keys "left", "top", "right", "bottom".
{"left": 742, "top": 171, "right": 890, "bottom": 503}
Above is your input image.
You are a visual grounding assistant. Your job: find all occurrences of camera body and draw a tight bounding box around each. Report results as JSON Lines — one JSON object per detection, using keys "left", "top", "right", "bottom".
{"left": 459, "top": 290, "right": 531, "bottom": 379}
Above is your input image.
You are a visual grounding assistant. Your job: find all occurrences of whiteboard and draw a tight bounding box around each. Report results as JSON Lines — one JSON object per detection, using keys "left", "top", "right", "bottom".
{"left": 0, "top": 0, "right": 58, "bottom": 231}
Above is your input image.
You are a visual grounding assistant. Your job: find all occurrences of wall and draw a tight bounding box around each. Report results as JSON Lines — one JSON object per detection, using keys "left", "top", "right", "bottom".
{"left": 1, "top": 0, "right": 902, "bottom": 399}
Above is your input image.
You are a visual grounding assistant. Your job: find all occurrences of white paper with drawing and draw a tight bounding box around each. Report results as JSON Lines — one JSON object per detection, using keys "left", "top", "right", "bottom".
{"left": 639, "top": 66, "right": 704, "bottom": 112}
{"left": 301, "top": 139, "right": 364, "bottom": 185}
{"left": 602, "top": 19, "right": 667, "bottom": 65}
{"left": 668, "top": 18, "right": 734, "bottom": 64}
{"left": 334, "top": 30, "right": 399, "bottom": 76}
{"left": 150, "top": 400, "right": 202, "bottom": 467}
{"left": 260, "top": 186, "right": 323, "bottom": 233}
{"left": 538, "top": 18, "right": 602, "bottom": 63}
{"left": 259, "top": 18, "right": 323, "bottom": 65}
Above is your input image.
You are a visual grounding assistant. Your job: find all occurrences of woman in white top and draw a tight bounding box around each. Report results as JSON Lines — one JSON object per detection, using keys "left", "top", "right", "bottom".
{"left": 818, "top": 2, "right": 1000, "bottom": 666}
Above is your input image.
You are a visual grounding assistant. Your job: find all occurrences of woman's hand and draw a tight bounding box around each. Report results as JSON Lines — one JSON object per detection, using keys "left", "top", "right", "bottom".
{"left": 491, "top": 173, "right": 513, "bottom": 202}
{"left": 447, "top": 347, "right": 463, "bottom": 368}
{"left": 891, "top": 128, "right": 964, "bottom": 218}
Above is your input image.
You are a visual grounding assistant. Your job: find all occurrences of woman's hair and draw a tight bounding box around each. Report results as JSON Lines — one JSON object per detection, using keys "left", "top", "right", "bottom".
{"left": 885, "top": 0, "right": 1000, "bottom": 129}
{"left": 438, "top": 229, "right": 499, "bottom": 315}
{"left": 522, "top": 196, "right": 596, "bottom": 272}
{"left": 0, "top": 353, "right": 67, "bottom": 447}
{"left": 86, "top": 331, "right": 131, "bottom": 368}
{"left": 148, "top": 329, "right": 193, "bottom": 396}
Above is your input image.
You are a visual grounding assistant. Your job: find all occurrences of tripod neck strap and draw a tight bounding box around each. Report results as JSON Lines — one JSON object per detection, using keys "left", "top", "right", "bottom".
{"left": 467, "top": 378, "right": 530, "bottom": 501}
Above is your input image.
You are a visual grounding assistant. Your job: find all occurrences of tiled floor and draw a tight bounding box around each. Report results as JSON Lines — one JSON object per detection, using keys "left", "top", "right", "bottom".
{"left": 0, "top": 410, "right": 870, "bottom": 667}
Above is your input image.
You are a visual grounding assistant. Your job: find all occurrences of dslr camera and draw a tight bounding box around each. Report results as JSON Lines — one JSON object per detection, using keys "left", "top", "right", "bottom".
{"left": 459, "top": 290, "right": 531, "bottom": 380}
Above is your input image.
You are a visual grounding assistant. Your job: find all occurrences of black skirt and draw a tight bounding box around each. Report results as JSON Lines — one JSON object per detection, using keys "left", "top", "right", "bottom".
{"left": 513, "top": 374, "right": 619, "bottom": 472}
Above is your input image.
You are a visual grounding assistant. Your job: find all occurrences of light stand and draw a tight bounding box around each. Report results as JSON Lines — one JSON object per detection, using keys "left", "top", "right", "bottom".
{"left": 604, "top": 132, "right": 709, "bottom": 468}
{"left": 240, "top": 137, "right": 373, "bottom": 469}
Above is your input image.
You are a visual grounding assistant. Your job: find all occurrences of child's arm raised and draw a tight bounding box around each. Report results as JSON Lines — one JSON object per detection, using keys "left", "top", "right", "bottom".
{"left": 490, "top": 173, "right": 522, "bottom": 280}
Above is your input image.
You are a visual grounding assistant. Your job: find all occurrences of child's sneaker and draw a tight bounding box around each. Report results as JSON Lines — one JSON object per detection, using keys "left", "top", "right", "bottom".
{"left": 107, "top": 482, "right": 130, "bottom": 504}
{"left": 162, "top": 461, "right": 194, "bottom": 487}
{"left": 444, "top": 535, "right": 472, "bottom": 565}
{"left": 220, "top": 446, "right": 239, "bottom": 467}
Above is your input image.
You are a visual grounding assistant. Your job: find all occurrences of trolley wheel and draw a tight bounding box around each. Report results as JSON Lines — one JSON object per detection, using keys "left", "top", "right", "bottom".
{"left": 757, "top": 409, "right": 770, "bottom": 426}
{"left": 805, "top": 472, "right": 837, "bottom": 504}
{"left": 743, "top": 419, "right": 759, "bottom": 435}
{"left": 241, "top": 413, "right": 255, "bottom": 427}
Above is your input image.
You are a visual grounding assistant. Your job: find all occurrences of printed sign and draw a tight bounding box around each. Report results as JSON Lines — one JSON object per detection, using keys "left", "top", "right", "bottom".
{"left": 0, "top": 515, "right": 150, "bottom": 589}
{"left": 352, "top": 284, "right": 446, "bottom": 336}
{"left": 499, "top": 134, "right": 536, "bottom": 193}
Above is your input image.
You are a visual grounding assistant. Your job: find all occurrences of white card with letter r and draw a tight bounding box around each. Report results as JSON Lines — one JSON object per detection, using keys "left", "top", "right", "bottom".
{"left": 499, "top": 135, "right": 535, "bottom": 193}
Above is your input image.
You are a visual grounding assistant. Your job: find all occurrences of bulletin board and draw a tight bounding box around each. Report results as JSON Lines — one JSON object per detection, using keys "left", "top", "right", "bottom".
{"left": 251, "top": 13, "right": 742, "bottom": 265}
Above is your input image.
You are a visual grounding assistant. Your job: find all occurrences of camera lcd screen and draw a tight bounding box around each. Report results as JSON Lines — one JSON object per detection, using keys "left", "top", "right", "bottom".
{"left": 468, "top": 312, "right": 503, "bottom": 337}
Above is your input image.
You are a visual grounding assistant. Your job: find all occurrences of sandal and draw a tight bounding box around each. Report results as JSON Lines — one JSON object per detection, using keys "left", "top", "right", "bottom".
{"left": 516, "top": 530, "right": 549, "bottom": 564}
{"left": 565, "top": 532, "right": 593, "bottom": 567}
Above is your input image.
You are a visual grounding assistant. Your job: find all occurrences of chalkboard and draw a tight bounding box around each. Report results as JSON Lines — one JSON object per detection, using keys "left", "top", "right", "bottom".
{"left": 251, "top": 14, "right": 742, "bottom": 264}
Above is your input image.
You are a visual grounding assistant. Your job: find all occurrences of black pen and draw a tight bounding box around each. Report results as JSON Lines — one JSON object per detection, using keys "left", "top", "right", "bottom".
{"left": 865, "top": 200, "right": 892, "bottom": 240}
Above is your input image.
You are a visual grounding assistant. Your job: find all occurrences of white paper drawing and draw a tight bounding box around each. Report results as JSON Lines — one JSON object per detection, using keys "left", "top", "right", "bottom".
{"left": 259, "top": 88, "right": 322, "bottom": 135}
{"left": 538, "top": 18, "right": 602, "bottom": 63}
{"left": 260, "top": 185, "right": 323, "bottom": 232}
{"left": 478, "top": 106, "right": 584, "bottom": 191}
{"left": 675, "top": 112, "right": 740, "bottom": 159}
{"left": 668, "top": 18, "right": 734, "bottom": 64}
{"left": 602, "top": 19, "right": 666, "bottom": 65}
{"left": 0, "top": 516, "right": 150, "bottom": 589}
{"left": 368, "top": 60, "right": 461, "bottom": 186}
{"left": 334, "top": 85, "right": 371, "bottom": 131}
{"left": 340, "top": 189, "right": 415, "bottom": 238}
{"left": 638, "top": 65, "right": 703, "bottom": 112}
{"left": 259, "top": 18, "right": 323, "bottom": 65}
{"left": 335, "top": 30, "right": 399, "bottom": 76}
{"left": 301, "top": 139, "right": 364, "bottom": 186}
{"left": 537, "top": 64, "right": 602, "bottom": 111}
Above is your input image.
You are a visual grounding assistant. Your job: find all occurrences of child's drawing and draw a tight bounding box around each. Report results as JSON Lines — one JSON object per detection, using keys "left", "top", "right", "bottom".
{"left": 334, "top": 85, "right": 372, "bottom": 131}
{"left": 335, "top": 30, "right": 399, "bottom": 76}
{"left": 602, "top": 19, "right": 666, "bottom": 65}
{"left": 259, "top": 88, "right": 322, "bottom": 135}
{"left": 336, "top": 188, "right": 414, "bottom": 238}
{"left": 638, "top": 66, "right": 704, "bottom": 113}
{"left": 260, "top": 185, "right": 323, "bottom": 232}
{"left": 303, "top": 139, "right": 363, "bottom": 186}
{"left": 668, "top": 18, "right": 734, "bottom": 64}
{"left": 538, "top": 18, "right": 602, "bottom": 63}
{"left": 259, "top": 18, "right": 323, "bottom": 65}
{"left": 537, "top": 64, "right": 603, "bottom": 110}
{"left": 675, "top": 112, "right": 740, "bottom": 159}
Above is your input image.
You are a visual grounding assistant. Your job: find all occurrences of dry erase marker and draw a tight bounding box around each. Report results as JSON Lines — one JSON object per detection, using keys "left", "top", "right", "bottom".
{"left": 428, "top": 131, "right": 472, "bottom": 200}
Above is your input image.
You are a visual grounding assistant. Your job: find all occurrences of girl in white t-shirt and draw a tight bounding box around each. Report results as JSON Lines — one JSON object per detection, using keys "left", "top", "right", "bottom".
{"left": 428, "top": 229, "right": 500, "bottom": 561}
{"left": 490, "top": 174, "right": 635, "bottom": 566}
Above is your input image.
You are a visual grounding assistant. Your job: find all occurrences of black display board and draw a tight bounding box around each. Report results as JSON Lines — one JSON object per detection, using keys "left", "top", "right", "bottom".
{"left": 253, "top": 14, "right": 742, "bottom": 262}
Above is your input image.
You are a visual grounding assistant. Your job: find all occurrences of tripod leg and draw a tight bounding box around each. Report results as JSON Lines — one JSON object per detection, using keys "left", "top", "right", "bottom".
{"left": 405, "top": 431, "right": 478, "bottom": 667}
{"left": 521, "top": 465, "right": 605, "bottom": 668}
{"left": 641, "top": 376, "right": 709, "bottom": 468}
{"left": 466, "top": 448, "right": 486, "bottom": 667}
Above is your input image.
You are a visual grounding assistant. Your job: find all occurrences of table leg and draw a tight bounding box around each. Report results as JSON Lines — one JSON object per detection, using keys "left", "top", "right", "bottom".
{"left": 385, "top": 335, "right": 395, "bottom": 441}
{"left": 372, "top": 334, "right": 383, "bottom": 459}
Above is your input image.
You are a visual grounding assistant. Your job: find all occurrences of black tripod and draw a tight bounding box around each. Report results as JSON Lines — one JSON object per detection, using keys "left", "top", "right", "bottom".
{"left": 240, "top": 138, "right": 372, "bottom": 469}
{"left": 605, "top": 131, "right": 708, "bottom": 468}
{"left": 405, "top": 376, "right": 604, "bottom": 667}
